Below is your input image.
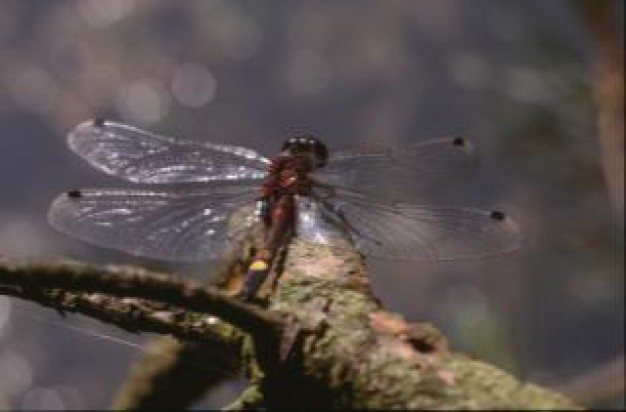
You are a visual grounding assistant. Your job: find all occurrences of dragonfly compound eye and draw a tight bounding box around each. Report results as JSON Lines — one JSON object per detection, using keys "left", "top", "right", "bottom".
{"left": 281, "top": 134, "right": 328, "bottom": 167}
{"left": 281, "top": 137, "right": 300, "bottom": 153}
{"left": 306, "top": 137, "right": 328, "bottom": 168}
{"left": 283, "top": 134, "right": 313, "bottom": 151}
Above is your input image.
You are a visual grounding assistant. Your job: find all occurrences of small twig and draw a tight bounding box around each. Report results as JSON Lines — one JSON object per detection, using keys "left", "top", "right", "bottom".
{"left": 0, "top": 285, "right": 235, "bottom": 344}
{"left": 0, "top": 258, "right": 284, "bottom": 340}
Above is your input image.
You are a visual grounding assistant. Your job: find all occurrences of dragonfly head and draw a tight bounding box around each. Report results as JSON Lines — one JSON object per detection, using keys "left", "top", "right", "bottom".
{"left": 282, "top": 134, "right": 329, "bottom": 168}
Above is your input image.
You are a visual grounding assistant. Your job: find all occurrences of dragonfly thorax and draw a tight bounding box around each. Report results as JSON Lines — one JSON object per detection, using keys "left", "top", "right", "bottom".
{"left": 281, "top": 134, "right": 328, "bottom": 168}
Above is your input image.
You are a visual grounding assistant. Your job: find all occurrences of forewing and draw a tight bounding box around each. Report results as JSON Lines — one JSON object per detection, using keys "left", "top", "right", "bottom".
{"left": 315, "top": 137, "right": 476, "bottom": 193}
{"left": 48, "top": 185, "right": 260, "bottom": 262}
{"left": 68, "top": 119, "right": 270, "bottom": 184}
{"left": 327, "top": 187, "right": 522, "bottom": 261}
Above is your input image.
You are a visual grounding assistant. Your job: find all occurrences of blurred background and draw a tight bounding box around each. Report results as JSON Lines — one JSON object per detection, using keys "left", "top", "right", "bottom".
{"left": 0, "top": 0, "right": 623, "bottom": 409}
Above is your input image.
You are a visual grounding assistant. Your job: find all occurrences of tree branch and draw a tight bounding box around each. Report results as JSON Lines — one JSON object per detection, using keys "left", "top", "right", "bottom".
{"left": 0, "top": 258, "right": 283, "bottom": 340}
{"left": 0, "top": 258, "right": 268, "bottom": 410}
{"left": 0, "top": 285, "right": 236, "bottom": 344}
{"left": 0, "top": 243, "right": 580, "bottom": 410}
{"left": 253, "top": 238, "right": 581, "bottom": 410}
{"left": 112, "top": 336, "right": 244, "bottom": 411}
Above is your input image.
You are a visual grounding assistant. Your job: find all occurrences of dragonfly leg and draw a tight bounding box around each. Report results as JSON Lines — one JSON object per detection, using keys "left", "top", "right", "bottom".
{"left": 257, "top": 197, "right": 273, "bottom": 228}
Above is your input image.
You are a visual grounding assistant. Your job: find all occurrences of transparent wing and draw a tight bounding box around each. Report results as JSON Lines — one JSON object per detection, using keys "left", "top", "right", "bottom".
{"left": 322, "top": 187, "right": 522, "bottom": 261}
{"left": 68, "top": 119, "right": 270, "bottom": 184}
{"left": 48, "top": 184, "right": 260, "bottom": 262}
{"left": 315, "top": 136, "right": 477, "bottom": 194}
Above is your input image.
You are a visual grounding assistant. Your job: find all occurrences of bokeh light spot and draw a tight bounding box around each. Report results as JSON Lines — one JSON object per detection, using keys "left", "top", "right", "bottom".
{"left": 21, "top": 387, "right": 66, "bottom": 411}
{"left": 117, "top": 79, "right": 170, "bottom": 125}
{"left": 0, "top": 217, "right": 44, "bottom": 258}
{"left": 8, "top": 67, "right": 59, "bottom": 115}
{"left": 0, "top": 350, "right": 33, "bottom": 395}
{"left": 443, "top": 284, "right": 489, "bottom": 329}
{"left": 77, "top": 0, "right": 133, "bottom": 28}
{"left": 171, "top": 63, "right": 217, "bottom": 108}
{"left": 504, "top": 67, "right": 551, "bottom": 103}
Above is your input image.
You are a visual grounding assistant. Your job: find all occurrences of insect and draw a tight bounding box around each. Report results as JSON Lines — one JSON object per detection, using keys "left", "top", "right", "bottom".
{"left": 48, "top": 118, "right": 521, "bottom": 300}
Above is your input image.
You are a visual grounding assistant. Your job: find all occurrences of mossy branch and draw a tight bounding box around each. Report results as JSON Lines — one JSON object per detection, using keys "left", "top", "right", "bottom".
{"left": 0, "top": 257, "right": 269, "bottom": 410}
{"left": 249, "top": 238, "right": 581, "bottom": 410}
{"left": 0, "top": 245, "right": 580, "bottom": 410}
{"left": 0, "top": 258, "right": 283, "bottom": 341}
{"left": 0, "top": 285, "right": 235, "bottom": 344}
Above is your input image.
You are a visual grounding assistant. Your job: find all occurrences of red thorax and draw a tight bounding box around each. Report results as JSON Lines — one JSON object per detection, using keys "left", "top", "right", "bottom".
{"left": 260, "top": 154, "right": 313, "bottom": 198}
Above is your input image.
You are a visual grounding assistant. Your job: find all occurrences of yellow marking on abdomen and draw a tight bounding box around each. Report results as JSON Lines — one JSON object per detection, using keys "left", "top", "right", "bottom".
{"left": 249, "top": 260, "right": 269, "bottom": 272}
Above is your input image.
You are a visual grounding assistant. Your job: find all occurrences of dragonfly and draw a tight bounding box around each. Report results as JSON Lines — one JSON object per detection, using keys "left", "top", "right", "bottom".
{"left": 47, "top": 118, "right": 521, "bottom": 300}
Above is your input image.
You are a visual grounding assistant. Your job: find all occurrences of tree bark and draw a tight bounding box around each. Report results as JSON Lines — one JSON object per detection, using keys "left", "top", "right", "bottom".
{"left": 0, "top": 241, "right": 579, "bottom": 410}
{"left": 250, "top": 238, "right": 579, "bottom": 409}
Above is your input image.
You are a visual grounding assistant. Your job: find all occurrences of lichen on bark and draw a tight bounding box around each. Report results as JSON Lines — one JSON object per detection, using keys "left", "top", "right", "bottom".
{"left": 250, "top": 238, "right": 579, "bottom": 410}
{"left": 0, "top": 237, "right": 580, "bottom": 410}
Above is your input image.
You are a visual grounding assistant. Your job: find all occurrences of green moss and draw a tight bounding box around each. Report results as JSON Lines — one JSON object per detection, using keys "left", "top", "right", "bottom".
{"left": 256, "top": 239, "right": 580, "bottom": 410}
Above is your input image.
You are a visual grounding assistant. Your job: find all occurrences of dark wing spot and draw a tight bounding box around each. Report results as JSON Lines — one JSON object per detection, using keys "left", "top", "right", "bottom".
{"left": 490, "top": 210, "right": 506, "bottom": 221}
{"left": 66, "top": 189, "right": 83, "bottom": 199}
{"left": 93, "top": 118, "right": 106, "bottom": 127}
{"left": 452, "top": 136, "right": 465, "bottom": 147}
